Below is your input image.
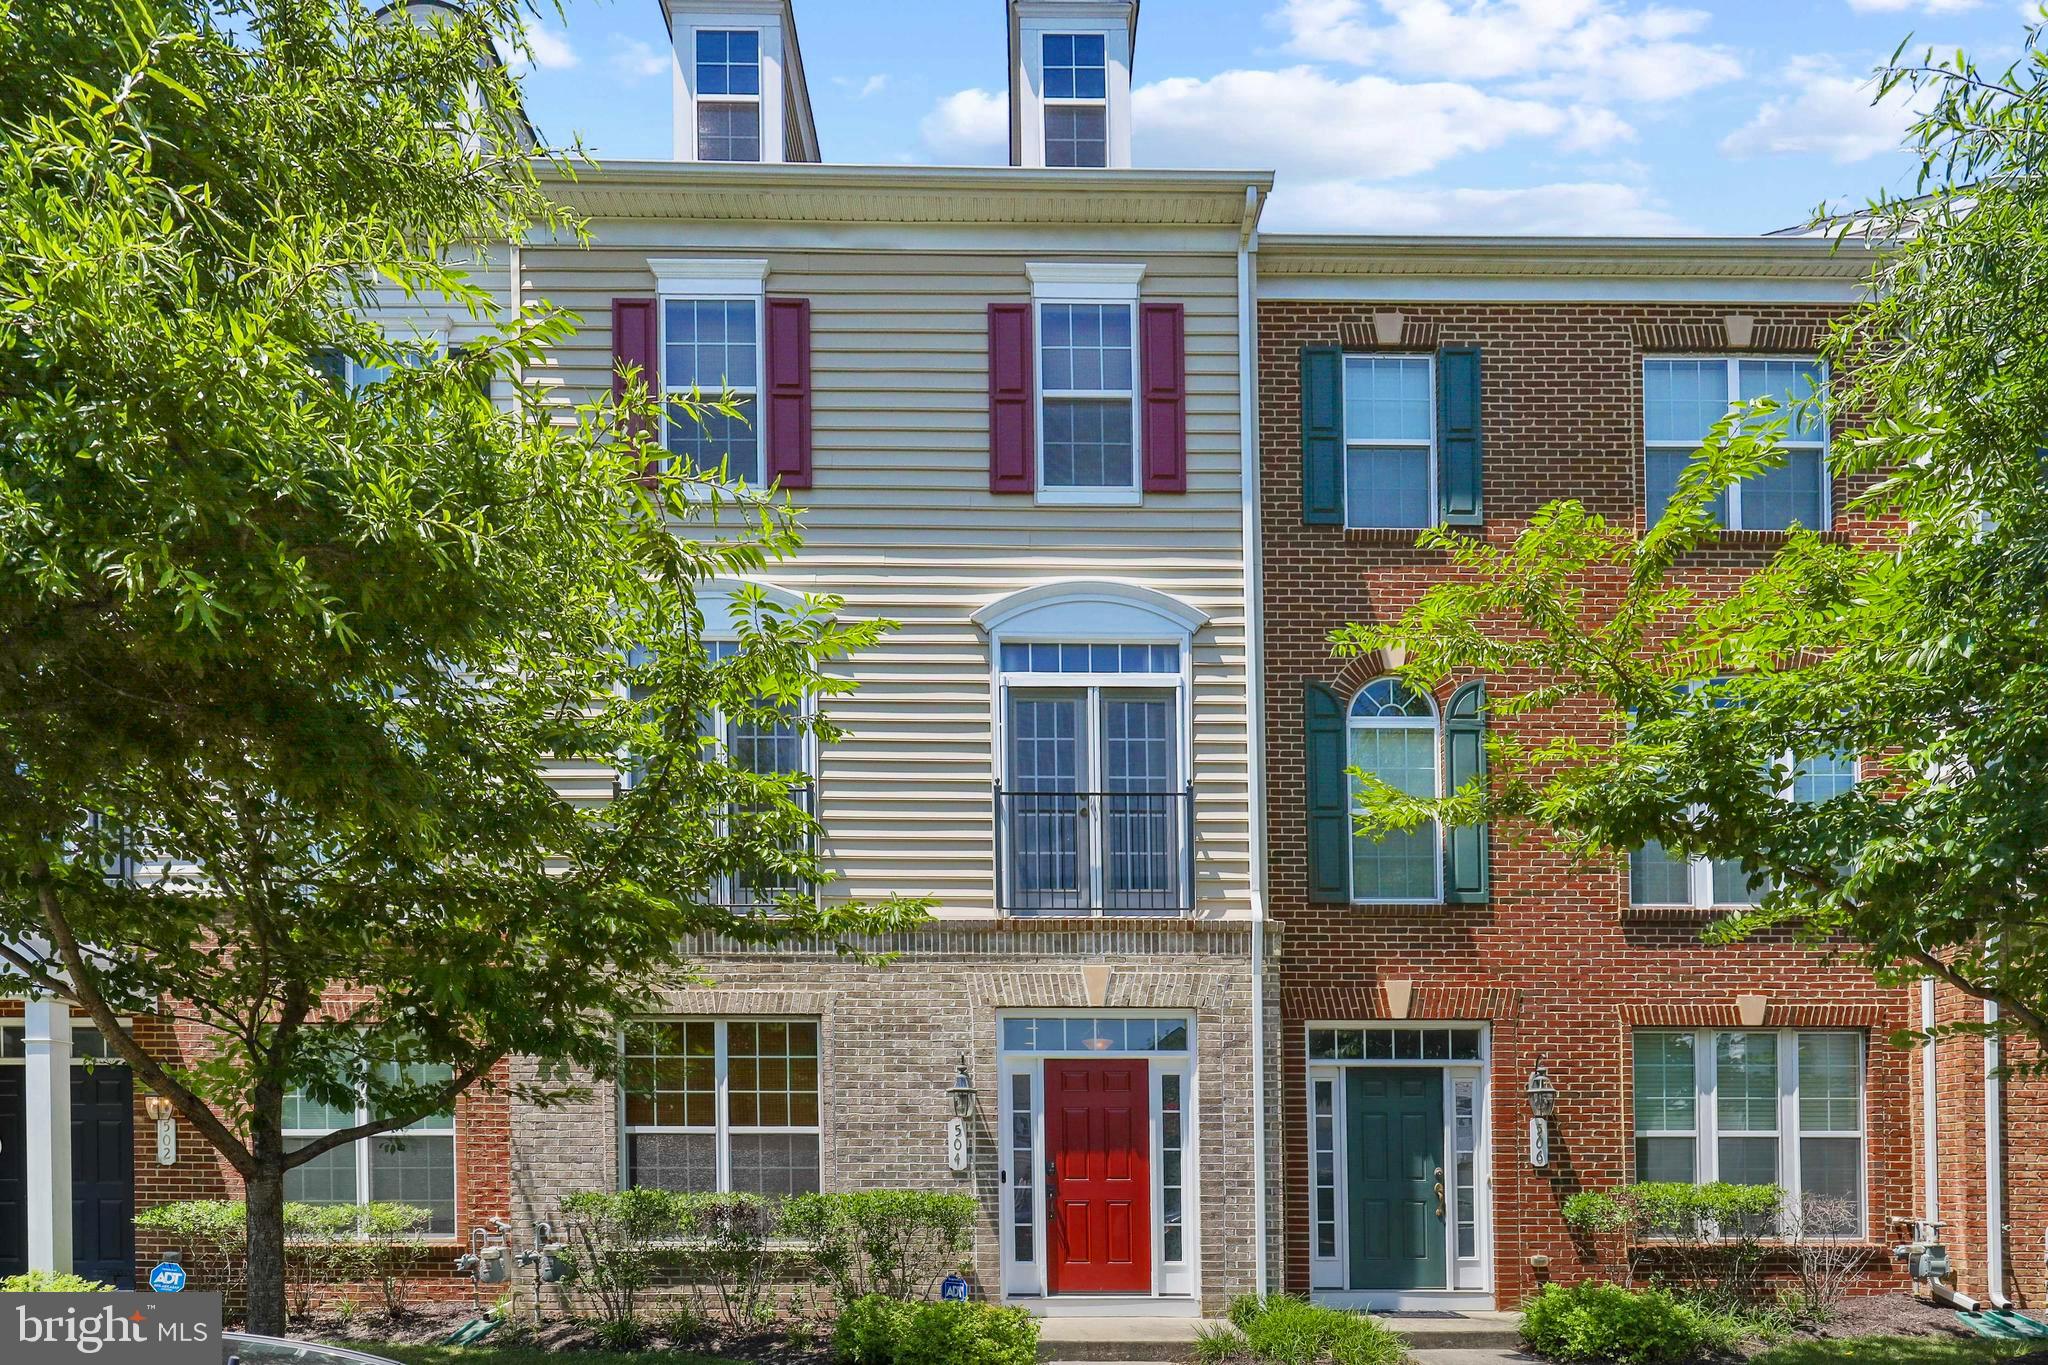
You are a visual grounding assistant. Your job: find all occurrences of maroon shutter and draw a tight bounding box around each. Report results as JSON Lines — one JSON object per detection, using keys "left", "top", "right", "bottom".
{"left": 1140, "top": 302, "right": 1187, "bottom": 493}
{"left": 612, "top": 297, "right": 659, "bottom": 483}
{"left": 988, "top": 303, "right": 1035, "bottom": 494}
{"left": 764, "top": 297, "right": 813, "bottom": 489}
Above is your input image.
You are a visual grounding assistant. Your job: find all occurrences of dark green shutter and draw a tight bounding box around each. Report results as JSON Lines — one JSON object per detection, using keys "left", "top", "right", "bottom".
{"left": 1302, "top": 347, "right": 1344, "bottom": 525}
{"left": 1304, "top": 681, "right": 1350, "bottom": 903}
{"left": 1437, "top": 346, "right": 1483, "bottom": 527}
{"left": 1444, "top": 680, "right": 1490, "bottom": 903}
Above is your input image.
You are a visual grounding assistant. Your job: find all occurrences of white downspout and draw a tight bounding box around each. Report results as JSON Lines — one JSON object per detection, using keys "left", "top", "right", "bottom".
{"left": 1237, "top": 183, "right": 1271, "bottom": 1299}
{"left": 23, "top": 995, "right": 73, "bottom": 1275}
{"left": 1985, "top": 997, "right": 2011, "bottom": 1308}
{"left": 1922, "top": 977, "right": 1940, "bottom": 1228}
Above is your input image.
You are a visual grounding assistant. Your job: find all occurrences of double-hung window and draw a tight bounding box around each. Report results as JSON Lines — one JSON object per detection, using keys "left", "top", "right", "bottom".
{"left": 1343, "top": 355, "right": 1436, "bottom": 530}
{"left": 1631, "top": 747, "right": 1858, "bottom": 911}
{"left": 1039, "top": 301, "right": 1138, "bottom": 497}
{"left": 1632, "top": 1029, "right": 1866, "bottom": 1231}
{"left": 622, "top": 1018, "right": 820, "bottom": 1197}
{"left": 283, "top": 1063, "right": 457, "bottom": 1236}
{"left": 1644, "top": 358, "right": 1829, "bottom": 530}
{"left": 1348, "top": 678, "right": 1442, "bottom": 902}
{"left": 703, "top": 640, "right": 809, "bottom": 911}
{"left": 1041, "top": 34, "right": 1108, "bottom": 167}
{"left": 662, "top": 297, "right": 760, "bottom": 484}
{"left": 694, "top": 30, "right": 762, "bottom": 161}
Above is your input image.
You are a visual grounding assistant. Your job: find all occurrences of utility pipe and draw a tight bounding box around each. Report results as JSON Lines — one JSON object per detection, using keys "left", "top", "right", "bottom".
{"left": 1985, "top": 997, "right": 2011, "bottom": 1308}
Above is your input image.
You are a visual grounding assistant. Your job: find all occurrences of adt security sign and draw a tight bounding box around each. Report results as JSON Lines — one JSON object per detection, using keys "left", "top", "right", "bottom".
{"left": 149, "top": 1262, "right": 187, "bottom": 1293}
{"left": 939, "top": 1273, "right": 969, "bottom": 1302}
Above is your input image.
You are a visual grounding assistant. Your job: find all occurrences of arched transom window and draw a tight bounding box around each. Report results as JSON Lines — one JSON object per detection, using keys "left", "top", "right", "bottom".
{"left": 1348, "top": 679, "right": 1441, "bottom": 902}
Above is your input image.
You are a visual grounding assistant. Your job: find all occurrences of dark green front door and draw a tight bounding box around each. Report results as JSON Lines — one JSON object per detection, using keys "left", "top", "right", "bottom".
{"left": 1346, "top": 1068, "right": 1446, "bottom": 1290}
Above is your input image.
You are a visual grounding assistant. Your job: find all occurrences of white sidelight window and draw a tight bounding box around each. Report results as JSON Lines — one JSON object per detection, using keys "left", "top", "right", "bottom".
{"left": 1343, "top": 355, "right": 1436, "bottom": 530}
{"left": 282, "top": 1062, "right": 457, "bottom": 1236}
{"left": 621, "top": 1018, "right": 821, "bottom": 1198}
{"left": 1644, "top": 357, "right": 1829, "bottom": 530}
{"left": 1631, "top": 1029, "right": 1867, "bottom": 1232}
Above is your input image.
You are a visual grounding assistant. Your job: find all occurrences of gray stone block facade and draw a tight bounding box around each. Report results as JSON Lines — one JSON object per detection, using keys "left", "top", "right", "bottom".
{"left": 509, "top": 922, "right": 1270, "bottom": 1311}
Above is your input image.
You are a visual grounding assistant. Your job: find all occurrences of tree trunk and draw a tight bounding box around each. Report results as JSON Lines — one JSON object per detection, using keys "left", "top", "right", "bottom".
{"left": 244, "top": 1162, "right": 289, "bottom": 1336}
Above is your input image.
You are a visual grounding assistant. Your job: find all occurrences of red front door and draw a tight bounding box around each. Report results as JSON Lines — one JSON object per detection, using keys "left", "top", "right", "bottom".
{"left": 1046, "top": 1057, "right": 1152, "bottom": 1294}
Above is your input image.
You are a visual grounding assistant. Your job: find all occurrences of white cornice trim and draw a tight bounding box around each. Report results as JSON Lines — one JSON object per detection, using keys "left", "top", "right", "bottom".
{"left": 1026, "top": 261, "right": 1146, "bottom": 300}
{"left": 647, "top": 257, "right": 770, "bottom": 297}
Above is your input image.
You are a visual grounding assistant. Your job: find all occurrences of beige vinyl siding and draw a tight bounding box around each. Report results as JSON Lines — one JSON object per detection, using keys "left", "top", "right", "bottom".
{"left": 522, "top": 236, "right": 1252, "bottom": 921}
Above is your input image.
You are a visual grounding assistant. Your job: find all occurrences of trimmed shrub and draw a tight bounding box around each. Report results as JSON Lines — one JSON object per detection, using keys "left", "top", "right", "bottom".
{"left": 675, "top": 1191, "right": 776, "bottom": 1327}
{"left": 1520, "top": 1281, "right": 1711, "bottom": 1365}
{"left": 833, "top": 1293, "right": 917, "bottom": 1364}
{"left": 833, "top": 1295, "right": 1037, "bottom": 1365}
{"left": 2, "top": 1271, "right": 113, "bottom": 1292}
{"left": 135, "top": 1200, "right": 247, "bottom": 1300}
{"left": 1558, "top": 1181, "right": 1785, "bottom": 1310}
{"left": 558, "top": 1188, "right": 693, "bottom": 1332}
{"left": 283, "top": 1201, "right": 432, "bottom": 1320}
{"left": 781, "top": 1190, "right": 977, "bottom": 1304}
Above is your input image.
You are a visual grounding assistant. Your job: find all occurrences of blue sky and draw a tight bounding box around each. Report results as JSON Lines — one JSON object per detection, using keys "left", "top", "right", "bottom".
{"left": 511, "top": 0, "right": 2037, "bottom": 235}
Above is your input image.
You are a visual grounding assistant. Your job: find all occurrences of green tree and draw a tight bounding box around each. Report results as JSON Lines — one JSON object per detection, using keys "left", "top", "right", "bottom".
{"left": 1333, "top": 26, "right": 2048, "bottom": 1062}
{"left": 0, "top": 0, "right": 923, "bottom": 1331}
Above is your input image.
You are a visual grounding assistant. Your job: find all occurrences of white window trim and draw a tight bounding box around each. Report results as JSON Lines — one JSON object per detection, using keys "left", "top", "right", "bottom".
{"left": 617, "top": 1017, "right": 822, "bottom": 1197}
{"left": 1304, "top": 1021, "right": 1494, "bottom": 1304}
{"left": 691, "top": 27, "right": 764, "bottom": 163}
{"left": 672, "top": 7, "right": 787, "bottom": 165}
{"left": 1644, "top": 355, "right": 1832, "bottom": 531}
{"left": 1026, "top": 263, "right": 1147, "bottom": 506}
{"left": 281, "top": 1072, "right": 459, "bottom": 1237}
{"left": 1347, "top": 681, "right": 1444, "bottom": 906}
{"left": 996, "top": 1009, "right": 1199, "bottom": 1301}
{"left": 1038, "top": 31, "right": 1110, "bottom": 168}
{"left": 1632, "top": 751, "right": 1860, "bottom": 911}
{"left": 1013, "top": 3, "right": 1134, "bottom": 170}
{"left": 649, "top": 259, "right": 769, "bottom": 489}
{"left": 1633, "top": 1028, "right": 1868, "bottom": 1241}
{"left": 1342, "top": 353, "right": 1439, "bottom": 532}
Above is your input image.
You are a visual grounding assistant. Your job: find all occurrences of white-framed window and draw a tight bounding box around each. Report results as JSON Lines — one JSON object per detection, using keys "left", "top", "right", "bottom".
{"left": 1041, "top": 33, "right": 1108, "bottom": 167}
{"left": 1631, "top": 750, "right": 1858, "bottom": 910}
{"left": 621, "top": 1018, "right": 820, "bottom": 1198}
{"left": 1644, "top": 357, "right": 1830, "bottom": 530}
{"left": 1343, "top": 355, "right": 1436, "bottom": 530}
{"left": 694, "top": 28, "right": 762, "bottom": 161}
{"left": 650, "top": 259, "right": 768, "bottom": 487}
{"left": 1026, "top": 263, "right": 1145, "bottom": 505}
{"left": 1632, "top": 1029, "right": 1866, "bottom": 1233}
{"left": 1348, "top": 678, "right": 1441, "bottom": 903}
{"left": 283, "top": 1062, "right": 457, "bottom": 1236}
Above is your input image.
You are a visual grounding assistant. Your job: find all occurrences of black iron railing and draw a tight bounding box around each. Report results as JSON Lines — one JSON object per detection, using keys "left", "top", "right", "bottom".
{"left": 994, "top": 785, "right": 1194, "bottom": 916}
{"left": 716, "top": 785, "right": 814, "bottom": 912}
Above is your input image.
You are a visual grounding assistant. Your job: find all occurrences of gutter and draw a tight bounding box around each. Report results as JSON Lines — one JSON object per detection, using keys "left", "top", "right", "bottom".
{"left": 1236, "top": 183, "right": 1272, "bottom": 1298}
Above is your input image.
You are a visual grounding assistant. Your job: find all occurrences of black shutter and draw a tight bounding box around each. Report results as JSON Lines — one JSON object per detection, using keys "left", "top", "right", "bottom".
{"left": 1438, "top": 346, "right": 1483, "bottom": 527}
{"left": 1444, "top": 680, "right": 1490, "bottom": 903}
{"left": 1304, "top": 681, "right": 1350, "bottom": 903}
{"left": 1301, "top": 347, "right": 1344, "bottom": 525}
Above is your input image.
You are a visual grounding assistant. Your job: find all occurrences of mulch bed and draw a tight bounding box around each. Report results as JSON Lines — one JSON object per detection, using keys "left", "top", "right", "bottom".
{"left": 1734, "top": 1293, "right": 2039, "bottom": 1358}
{"left": 307, "top": 1302, "right": 831, "bottom": 1359}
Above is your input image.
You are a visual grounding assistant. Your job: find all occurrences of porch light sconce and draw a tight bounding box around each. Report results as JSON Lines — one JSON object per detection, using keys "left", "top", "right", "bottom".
{"left": 1526, "top": 1060, "right": 1557, "bottom": 1171}
{"left": 944, "top": 1057, "right": 975, "bottom": 1175}
{"left": 143, "top": 1094, "right": 178, "bottom": 1166}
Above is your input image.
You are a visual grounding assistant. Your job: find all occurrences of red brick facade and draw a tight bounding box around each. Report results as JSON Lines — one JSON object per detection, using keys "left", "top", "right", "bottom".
{"left": 1256, "top": 297, "right": 1918, "bottom": 1307}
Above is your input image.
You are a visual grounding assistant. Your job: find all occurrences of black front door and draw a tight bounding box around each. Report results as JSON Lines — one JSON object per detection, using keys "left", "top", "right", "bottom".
{"left": 0, "top": 1067, "right": 24, "bottom": 1276}
{"left": 71, "top": 1064, "right": 134, "bottom": 1288}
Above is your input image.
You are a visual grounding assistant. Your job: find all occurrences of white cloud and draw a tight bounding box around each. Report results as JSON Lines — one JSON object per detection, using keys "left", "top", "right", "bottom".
{"left": 1275, "top": 0, "right": 1742, "bottom": 103}
{"left": 835, "top": 74, "right": 891, "bottom": 99}
{"left": 1560, "top": 104, "right": 1636, "bottom": 151}
{"left": 606, "top": 37, "right": 667, "bottom": 84}
{"left": 516, "top": 21, "right": 579, "bottom": 73}
{"left": 1848, "top": 0, "right": 1980, "bottom": 12}
{"left": 919, "top": 88, "right": 1008, "bottom": 159}
{"left": 1720, "top": 60, "right": 1923, "bottom": 164}
{"left": 1268, "top": 177, "right": 1691, "bottom": 233}
{"left": 1134, "top": 67, "right": 1566, "bottom": 179}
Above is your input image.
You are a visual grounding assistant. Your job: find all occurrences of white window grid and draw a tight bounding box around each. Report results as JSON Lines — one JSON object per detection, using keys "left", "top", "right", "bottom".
{"left": 1644, "top": 356, "right": 1831, "bottom": 531}
{"left": 1631, "top": 1028, "right": 1867, "bottom": 1238}
{"left": 280, "top": 1065, "right": 457, "bottom": 1235}
{"left": 1041, "top": 32, "right": 1109, "bottom": 168}
{"left": 660, "top": 296, "right": 763, "bottom": 485}
{"left": 1342, "top": 353, "right": 1437, "bottom": 532}
{"left": 618, "top": 1018, "right": 821, "bottom": 1197}
{"left": 1034, "top": 298, "right": 1142, "bottom": 504}
{"left": 1631, "top": 749, "right": 1860, "bottom": 910}
{"left": 692, "top": 28, "right": 763, "bottom": 163}
{"left": 1347, "top": 679, "right": 1444, "bottom": 905}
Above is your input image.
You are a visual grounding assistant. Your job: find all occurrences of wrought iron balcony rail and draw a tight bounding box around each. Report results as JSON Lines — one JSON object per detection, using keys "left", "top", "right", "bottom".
{"left": 994, "top": 785, "right": 1194, "bottom": 917}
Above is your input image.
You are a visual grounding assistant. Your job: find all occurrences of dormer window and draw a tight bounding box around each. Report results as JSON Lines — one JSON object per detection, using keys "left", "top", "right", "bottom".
{"left": 1041, "top": 34, "right": 1107, "bottom": 168}
{"left": 695, "top": 29, "right": 762, "bottom": 161}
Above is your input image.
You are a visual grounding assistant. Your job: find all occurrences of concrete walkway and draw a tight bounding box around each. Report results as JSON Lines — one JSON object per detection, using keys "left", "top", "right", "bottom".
{"left": 1034, "top": 1310, "right": 1524, "bottom": 1361}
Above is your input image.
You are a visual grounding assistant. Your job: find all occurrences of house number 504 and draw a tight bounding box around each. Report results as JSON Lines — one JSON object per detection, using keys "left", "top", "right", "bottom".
{"left": 946, "top": 1118, "right": 970, "bottom": 1173}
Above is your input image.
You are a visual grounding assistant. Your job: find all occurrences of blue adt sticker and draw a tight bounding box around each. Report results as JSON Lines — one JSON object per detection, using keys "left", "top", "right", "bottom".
{"left": 940, "top": 1273, "right": 969, "bottom": 1302}
{"left": 149, "top": 1262, "right": 187, "bottom": 1293}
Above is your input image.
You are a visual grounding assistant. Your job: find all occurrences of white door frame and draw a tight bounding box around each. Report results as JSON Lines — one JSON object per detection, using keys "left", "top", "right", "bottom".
{"left": 1305, "top": 1021, "right": 1495, "bottom": 1311}
{"left": 996, "top": 1010, "right": 1200, "bottom": 1314}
